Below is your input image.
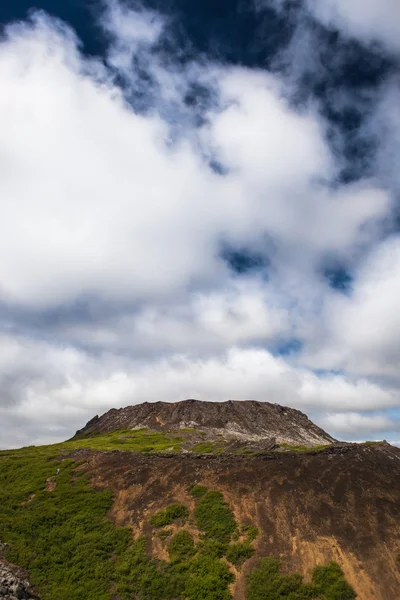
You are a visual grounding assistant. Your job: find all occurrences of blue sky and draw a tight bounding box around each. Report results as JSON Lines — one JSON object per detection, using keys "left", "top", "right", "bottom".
{"left": 0, "top": 0, "right": 400, "bottom": 448}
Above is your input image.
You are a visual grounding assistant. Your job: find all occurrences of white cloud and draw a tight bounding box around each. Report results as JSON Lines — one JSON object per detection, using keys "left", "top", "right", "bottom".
{"left": 318, "top": 412, "right": 400, "bottom": 437}
{"left": 0, "top": 4, "right": 399, "bottom": 448}
{"left": 300, "top": 236, "right": 400, "bottom": 378}
{"left": 0, "top": 11, "right": 389, "bottom": 310}
{"left": 307, "top": 0, "right": 400, "bottom": 54}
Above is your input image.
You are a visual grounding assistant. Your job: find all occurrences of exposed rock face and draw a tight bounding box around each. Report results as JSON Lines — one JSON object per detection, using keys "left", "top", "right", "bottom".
{"left": 0, "top": 558, "right": 38, "bottom": 600}
{"left": 84, "top": 441, "right": 400, "bottom": 600}
{"left": 75, "top": 399, "right": 335, "bottom": 447}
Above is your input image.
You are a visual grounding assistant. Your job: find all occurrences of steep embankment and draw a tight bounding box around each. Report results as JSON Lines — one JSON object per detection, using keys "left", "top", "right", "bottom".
{"left": 83, "top": 441, "right": 400, "bottom": 600}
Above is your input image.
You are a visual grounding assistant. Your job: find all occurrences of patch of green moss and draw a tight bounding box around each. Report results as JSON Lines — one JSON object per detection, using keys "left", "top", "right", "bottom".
{"left": 278, "top": 443, "right": 329, "bottom": 453}
{"left": 150, "top": 504, "right": 189, "bottom": 528}
{"left": 191, "top": 442, "right": 225, "bottom": 454}
{"left": 66, "top": 429, "right": 183, "bottom": 453}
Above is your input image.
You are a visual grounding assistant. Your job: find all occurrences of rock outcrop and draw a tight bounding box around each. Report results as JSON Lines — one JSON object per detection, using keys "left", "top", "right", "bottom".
{"left": 0, "top": 553, "right": 38, "bottom": 600}
{"left": 75, "top": 399, "right": 335, "bottom": 447}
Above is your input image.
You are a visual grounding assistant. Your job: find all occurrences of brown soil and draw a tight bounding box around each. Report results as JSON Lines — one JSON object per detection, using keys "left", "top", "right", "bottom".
{"left": 45, "top": 477, "right": 56, "bottom": 492}
{"left": 79, "top": 442, "right": 400, "bottom": 600}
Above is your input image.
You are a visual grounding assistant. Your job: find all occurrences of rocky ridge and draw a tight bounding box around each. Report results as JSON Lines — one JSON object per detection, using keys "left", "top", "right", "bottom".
{"left": 75, "top": 399, "right": 335, "bottom": 447}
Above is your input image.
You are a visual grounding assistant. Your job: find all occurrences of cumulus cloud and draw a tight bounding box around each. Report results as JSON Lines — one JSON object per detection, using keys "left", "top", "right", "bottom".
{"left": 299, "top": 236, "right": 400, "bottom": 379}
{"left": 307, "top": 0, "right": 400, "bottom": 54}
{"left": 0, "top": 2, "right": 399, "bottom": 448}
{"left": 318, "top": 412, "right": 400, "bottom": 439}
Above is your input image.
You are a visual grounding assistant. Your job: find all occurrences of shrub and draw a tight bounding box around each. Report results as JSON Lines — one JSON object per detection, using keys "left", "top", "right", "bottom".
{"left": 150, "top": 504, "right": 189, "bottom": 528}
{"left": 226, "top": 541, "right": 254, "bottom": 567}
{"left": 184, "top": 554, "right": 234, "bottom": 600}
{"left": 243, "top": 525, "right": 259, "bottom": 542}
{"left": 190, "top": 485, "right": 208, "bottom": 499}
{"left": 194, "top": 491, "right": 236, "bottom": 542}
{"left": 167, "top": 531, "right": 195, "bottom": 562}
{"left": 156, "top": 529, "right": 172, "bottom": 541}
{"left": 247, "top": 557, "right": 356, "bottom": 600}
{"left": 312, "top": 561, "right": 356, "bottom": 600}
{"left": 247, "top": 557, "right": 317, "bottom": 600}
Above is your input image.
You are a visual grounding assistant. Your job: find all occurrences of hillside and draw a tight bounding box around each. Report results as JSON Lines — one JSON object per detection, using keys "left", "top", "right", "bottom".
{"left": 1, "top": 400, "right": 399, "bottom": 600}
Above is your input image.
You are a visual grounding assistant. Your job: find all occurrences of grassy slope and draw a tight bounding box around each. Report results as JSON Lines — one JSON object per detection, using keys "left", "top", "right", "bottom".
{"left": 0, "top": 432, "right": 356, "bottom": 600}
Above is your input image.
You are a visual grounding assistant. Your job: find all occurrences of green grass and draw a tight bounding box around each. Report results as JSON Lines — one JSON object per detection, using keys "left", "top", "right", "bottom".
{"left": 150, "top": 504, "right": 189, "bottom": 527}
{"left": 191, "top": 442, "right": 225, "bottom": 454}
{"left": 278, "top": 443, "right": 330, "bottom": 453}
{"left": 68, "top": 429, "right": 184, "bottom": 453}
{"left": 0, "top": 447, "right": 132, "bottom": 600}
{"left": 0, "top": 449, "right": 240, "bottom": 600}
{"left": 247, "top": 557, "right": 356, "bottom": 600}
{"left": 0, "top": 429, "right": 184, "bottom": 457}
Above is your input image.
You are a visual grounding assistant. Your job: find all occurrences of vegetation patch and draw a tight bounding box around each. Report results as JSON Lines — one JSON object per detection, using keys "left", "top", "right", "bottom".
{"left": 156, "top": 529, "right": 173, "bottom": 541}
{"left": 0, "top": 447, "right": 132, "bottom": 600}
{"left": 312, "top": 561, "right": 357, "bottom": 600}
{"left": 247, "top": 557, "right": 356, "bottom": 600}
{"left": 278, "top": 443, "right": 329, "bottom": 453}
{"left": 243, "top": 525, "right": 259, "bottom": 542}
{"left": 67, "top": 429, "right": 183, "bottom": 453}
{"left": 190, "top": 484, "right": 207, "bottom": 499}
{"left": 226, "top": 541, "right": 254, "bottom": 568}
{"left": 150, "top": 504, "right": 189, "bottom": 528}
{"left": 194, "top": 490, "right": 237, "bottom": 542}
{"left": 191, "top": 442, "right": 224, "bottom": 454}
{"left": 167, "top": 531, "right": 196, "bottom": 562}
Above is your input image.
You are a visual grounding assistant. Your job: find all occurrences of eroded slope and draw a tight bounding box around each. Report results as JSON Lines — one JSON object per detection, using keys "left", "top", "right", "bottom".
{"left": 83, "top": 442, "right": 400, "bottom": 600}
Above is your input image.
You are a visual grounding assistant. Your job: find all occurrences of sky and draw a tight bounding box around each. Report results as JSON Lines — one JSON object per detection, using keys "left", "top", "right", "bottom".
{"left": 0, "top": 0, "right": 400, "bottom": 448}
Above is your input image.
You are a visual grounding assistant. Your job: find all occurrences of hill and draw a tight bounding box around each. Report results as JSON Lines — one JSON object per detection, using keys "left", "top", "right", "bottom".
{"left": 0, "top": 399, "right": 399, "bottom": 600}
{"left": 75, "top": 399, "right": 336, "bottom": 448}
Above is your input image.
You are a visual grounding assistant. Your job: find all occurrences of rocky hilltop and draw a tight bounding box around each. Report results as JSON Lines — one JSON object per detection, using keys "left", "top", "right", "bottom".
{"left": 75, "top": 399, "right": 335, "bottom": 447}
